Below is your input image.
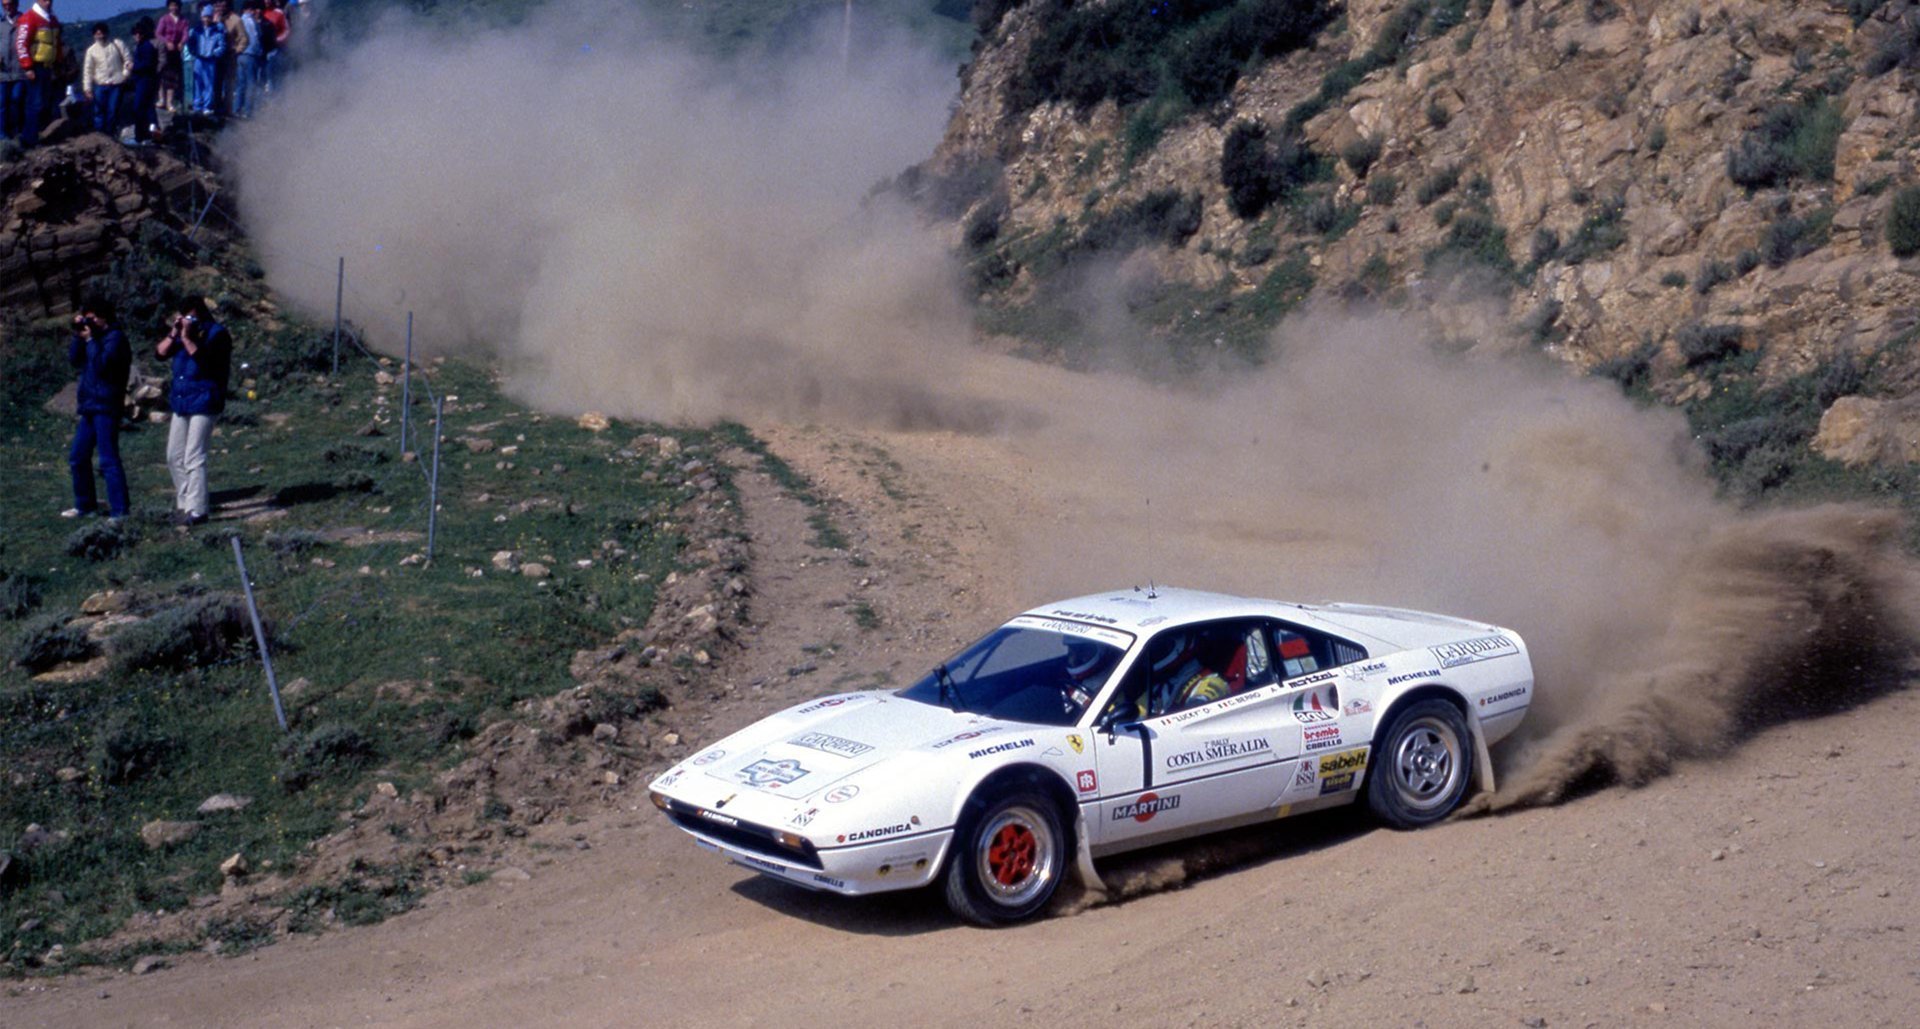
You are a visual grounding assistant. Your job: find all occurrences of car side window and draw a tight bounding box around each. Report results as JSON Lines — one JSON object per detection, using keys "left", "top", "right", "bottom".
{"left": 1270, "top": 621, "right": 1368, "bottom": 679}
{"left": 1133, "top": 620, "right": 1269, "bottom": 718}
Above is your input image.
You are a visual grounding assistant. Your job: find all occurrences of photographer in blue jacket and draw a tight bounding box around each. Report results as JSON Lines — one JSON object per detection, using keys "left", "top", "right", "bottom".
{"left": 65, "top": 297, "right": 131, "bottom": 519}
{"left": 155, "top": 295, "right": 230, "bottom": 526}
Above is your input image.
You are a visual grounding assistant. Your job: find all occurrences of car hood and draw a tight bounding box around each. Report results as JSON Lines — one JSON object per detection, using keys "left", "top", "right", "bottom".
{"left": 696, "top": 692, "right": 1021, "bottom": 800}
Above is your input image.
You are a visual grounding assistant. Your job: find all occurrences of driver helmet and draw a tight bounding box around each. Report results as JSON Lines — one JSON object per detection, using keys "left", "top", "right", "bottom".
{"left": 1148, "top": 632, "right": 1188, "bottom": 675}
{"left": 1065, "top": 638, "right": 1104, "bottom": 680}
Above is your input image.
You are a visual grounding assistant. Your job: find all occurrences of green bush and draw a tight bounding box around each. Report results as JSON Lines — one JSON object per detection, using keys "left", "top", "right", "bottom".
{"left": 1415, "top": 163, "right": 1462, "bottom": 205}
{"left": 1726, "top": 95, "right": 1846, "bottom": 189}
{"left": 278, "top": 723, "right": 378, "bottom": 793}
{"left": 0, "top": 573, "right": 41, "bottom": 620}
{"left": 65, "top": 518, "right": 138, "bottom": 561}
{"left": 108, "top": 594, "right": 259, "bottom": 676}
{"left": 264, "top": 530, "right": 327, "bottom": 558}
{"left": 90, "top": 716, "right": 174, "bottom": 785}
{"left": 1424, "top": 207, "right": 1514, "bottom": 277}
{"left": 1864, "top": 18, "right": 1918, "bottom": 76}
{"left": 1660, "top": 270, "right": 1689, "bottom": 288}
{"left": 1080, "top": 189, "right": 1205, "bottom": 253}
{"left": 1763, "top": 207, "right": 1833, "bottom": 267}
{"left": 1886, "top": 185, "right": 1920, "bottom": 258}
{"left": 1528, "top": 227, "right": 1561, "bottom": 267}
{"left": 10, "top": 613, "right": 97, "bottom": 672}
{"left": 1693, "top": 258, "right": 1733, "bottom": 294}
{"left": 252, "top": 325, "right": 340, "bottom": 381}
{"left": 1595, "top": 340, "right": 1658, "bottom": 392}
{"left": 1366, "top": 173, "right": 1401, "bottom": 206}
{"left": 1013, "top": 0, "right": 1334, "bottom": 112}
{"left": 1558, "top": 194, "right": 1628, "bottom": 264}
{"left": 1676, "top": 322, "right": 1744, "bottom": 367}
{"left": 1221, "top": 121, "right": 1321, "bottom": 219}
{"left": 1286, "top": 0, "right": 1433, "bottom": 126}
{"left": 1521, "top": 298, "right": 1563, "bottom": 342}
{"left": 1300, "top": 194, "right": 1359, "bottom": 237}
{"left": 321, "top": 442, "right": 390, "bottom": 466}
{"left": 586, "top": 684, "right": 669, "bottom": 725}
{"left": 1340, "top": 135, "right": 1382, "bottom": 176}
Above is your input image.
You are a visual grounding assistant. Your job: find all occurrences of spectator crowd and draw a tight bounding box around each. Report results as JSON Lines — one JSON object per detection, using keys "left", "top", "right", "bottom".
{"left": 4, "top": 0, "right": 308, "bottom": 148}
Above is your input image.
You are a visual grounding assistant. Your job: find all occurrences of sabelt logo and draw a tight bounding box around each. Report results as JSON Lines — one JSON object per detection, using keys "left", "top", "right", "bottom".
{"left": 796, "top": 696, "right": 852, "bottom": 715}
{"left": 1112, "top": 792, "right": 1181, "bottom": 823}
{"left": 1318, "top": 748, "right": 1368, "bottom": 776}
{"left": 1428, "top": 635, "right": 1518, "bottom": 668}
{"left": 1479, "top": 686, "right": 1528, "bottom": 707}
{"left": 1165, "top": 737, "right": 1271, "bottom": 770}
{"left": 968, "top": 738, "right": 1035, "bottom": 759}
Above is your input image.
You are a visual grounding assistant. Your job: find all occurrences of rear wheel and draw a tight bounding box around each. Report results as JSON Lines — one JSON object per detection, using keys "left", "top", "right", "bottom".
{"left": 943, "top": 787, "right": 1065, "bottom": 926}
{"left": 1366, "top": 699, "right": 1473, "bottom": 829}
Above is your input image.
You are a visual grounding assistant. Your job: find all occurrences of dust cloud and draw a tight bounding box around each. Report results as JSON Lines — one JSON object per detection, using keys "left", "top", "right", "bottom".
{"left": 230, "top": 6, "right": 1917, "bottom": 814}
{"left": 230, "top": 2, "right": 1010, "bottom": 430}
{"left": 997, "top": 312, "right": 1920, "bottom": 807}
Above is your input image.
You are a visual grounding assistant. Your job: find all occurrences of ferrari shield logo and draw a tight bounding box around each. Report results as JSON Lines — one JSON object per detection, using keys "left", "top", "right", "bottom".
{"left": 738, "top": 758, "right": 810, "bottom": 789}
{"left": 1067, "top": 734, "right": 1084, "bottom": 754}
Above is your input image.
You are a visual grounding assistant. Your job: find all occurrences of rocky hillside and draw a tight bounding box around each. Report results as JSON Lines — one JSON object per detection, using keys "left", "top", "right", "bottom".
{"left": 917, "top": 0, "right": 1920, "bottom": 486}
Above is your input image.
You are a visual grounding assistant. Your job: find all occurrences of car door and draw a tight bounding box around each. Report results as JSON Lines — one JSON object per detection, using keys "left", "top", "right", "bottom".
{"left": 1090, "top": 619, "right": 1296, "bottom": 848}
{"left": 1271, "top": 623, "right": 1374, "bottom": 803}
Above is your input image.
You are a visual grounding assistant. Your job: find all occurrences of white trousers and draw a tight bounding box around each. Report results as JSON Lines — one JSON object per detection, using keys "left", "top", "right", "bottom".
{"left": 166, "top": 413, "right": 217, "bottom": 518}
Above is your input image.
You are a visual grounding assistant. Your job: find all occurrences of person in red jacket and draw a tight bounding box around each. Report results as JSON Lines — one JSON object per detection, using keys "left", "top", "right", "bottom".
{"left": 12, "top": 0, "right": 59, "bottom": 147}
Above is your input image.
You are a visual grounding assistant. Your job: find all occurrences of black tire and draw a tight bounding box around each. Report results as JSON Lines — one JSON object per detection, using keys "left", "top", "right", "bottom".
{"left": 942, "top": 786, "right": 1066, "bottom": 927}
{"left": 1366, "top": 698, "right": 1473, "bottom": 829}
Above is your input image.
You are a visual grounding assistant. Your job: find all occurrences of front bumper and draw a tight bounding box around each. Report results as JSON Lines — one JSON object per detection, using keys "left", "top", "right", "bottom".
{"left": 664, "top": 805, "right": 953, "bottom": 896}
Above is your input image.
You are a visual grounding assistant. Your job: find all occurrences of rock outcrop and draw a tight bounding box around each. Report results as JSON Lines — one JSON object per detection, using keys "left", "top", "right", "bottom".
{"left": 0, "top": 135, "right": 216, "bottom": 315}
{"left": 926, "top": 0, "right": 1920, "bottom": 417}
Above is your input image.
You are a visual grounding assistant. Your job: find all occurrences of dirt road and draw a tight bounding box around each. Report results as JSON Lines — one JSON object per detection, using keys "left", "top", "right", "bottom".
{"left": 10, "top": 422, "right": 1918, "bottom": 1028}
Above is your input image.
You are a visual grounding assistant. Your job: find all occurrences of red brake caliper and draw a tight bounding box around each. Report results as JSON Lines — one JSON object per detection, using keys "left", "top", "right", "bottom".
{"left": 988, "top": 825, "right": 1036, "bottom": 886}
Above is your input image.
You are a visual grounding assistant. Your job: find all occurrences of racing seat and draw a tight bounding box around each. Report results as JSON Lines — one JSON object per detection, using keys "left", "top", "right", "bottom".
{"left": 1221, "top": 643, "right": 1249, "bottom": 694}
{"left": 1279, "top": 634, "right": 1319, "bottom": 680}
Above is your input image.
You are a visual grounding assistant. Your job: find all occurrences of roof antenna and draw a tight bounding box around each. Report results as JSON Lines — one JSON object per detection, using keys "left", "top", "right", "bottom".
{"left": 1143, "top": 496, "right": 1157, "bottom": 599}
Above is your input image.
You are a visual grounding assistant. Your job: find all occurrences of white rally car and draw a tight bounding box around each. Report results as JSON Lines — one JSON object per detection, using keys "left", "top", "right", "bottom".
{"left": 648, "top": 587, "right": 1533, "bottom": 925}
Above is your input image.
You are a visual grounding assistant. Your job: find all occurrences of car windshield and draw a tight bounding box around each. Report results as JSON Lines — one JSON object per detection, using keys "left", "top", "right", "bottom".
{"left": 896, "top": 619, "right": 1132, "bottom": 727}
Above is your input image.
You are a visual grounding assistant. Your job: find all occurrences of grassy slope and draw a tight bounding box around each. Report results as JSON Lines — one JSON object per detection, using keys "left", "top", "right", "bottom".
{"left": 0, "top": 230, "right": 721, "bottom": 969}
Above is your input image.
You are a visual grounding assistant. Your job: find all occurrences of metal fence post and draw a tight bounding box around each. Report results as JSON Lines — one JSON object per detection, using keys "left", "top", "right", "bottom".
{"left": 400, "top": 310, "right": 413, "bottom": 458}
{"left": 426, "top": 395, "right": 444, "bottom": 564}
{"left": 331, "top": 256, "right": 344, "bottom": 377}
{"left": 231, "top": 537, "right": 288, "bottom": 733}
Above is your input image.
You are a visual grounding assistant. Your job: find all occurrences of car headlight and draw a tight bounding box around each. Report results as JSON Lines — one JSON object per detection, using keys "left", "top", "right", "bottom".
{"left": 649, "top": 791, "right": 670, "bottom": 811}
{"left": 775, "top": 830, "right": 807, "bottom": 850}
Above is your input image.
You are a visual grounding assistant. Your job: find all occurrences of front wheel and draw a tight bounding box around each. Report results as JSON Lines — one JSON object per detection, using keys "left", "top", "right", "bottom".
{"left": 943, "top": 787, "right": 1065, "bottom": 926}
{"left": 1366, "top": 699, "right": 1473, "bottom": 829}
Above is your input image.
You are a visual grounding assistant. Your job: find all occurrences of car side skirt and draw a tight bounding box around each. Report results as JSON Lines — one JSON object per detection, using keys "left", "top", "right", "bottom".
{"left": 1085, "top": 791, "right": 1356, "bottom": 859}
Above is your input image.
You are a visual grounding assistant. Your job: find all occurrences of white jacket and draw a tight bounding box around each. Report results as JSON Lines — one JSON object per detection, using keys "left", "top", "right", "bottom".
{"left": 83, "top": 38, "right": 131, "bottom": 91}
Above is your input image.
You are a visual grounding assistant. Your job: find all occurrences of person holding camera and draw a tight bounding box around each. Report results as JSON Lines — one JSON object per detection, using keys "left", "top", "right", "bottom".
{"left": 155, "top": 296, "right": 231, "bottom": 527}
{"left": 65, "top": 298, "right": 132, "bottom": 520}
